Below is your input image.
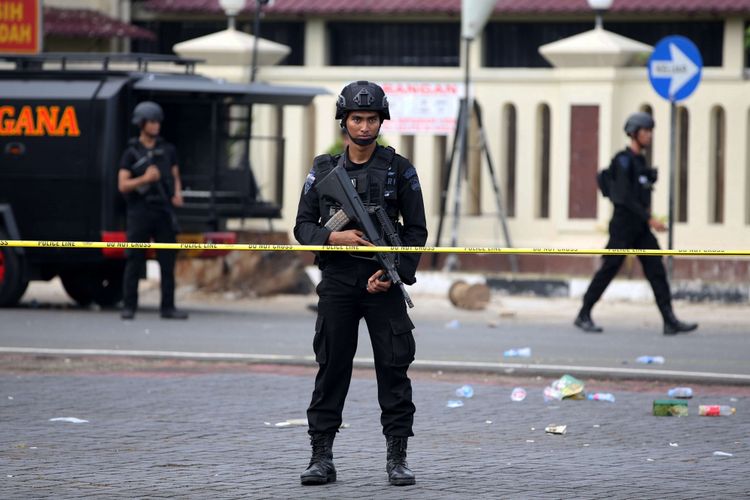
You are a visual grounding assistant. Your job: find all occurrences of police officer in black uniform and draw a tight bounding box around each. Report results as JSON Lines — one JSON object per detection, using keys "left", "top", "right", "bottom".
{"left": 574, "top": 112, "right": 697, "bottom": 335}
{"left": 117, "top": 101, "right": 188, "bottom": 321}
{"left": 294, "top": 81, "right": 427, "bottom": 486}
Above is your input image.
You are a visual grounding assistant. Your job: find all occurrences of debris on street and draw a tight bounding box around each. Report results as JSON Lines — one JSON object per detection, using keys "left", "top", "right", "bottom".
{"left": 699, "top": 405, "right": 736, "bottom": 416}
{"left": 455, "top": 385, "right": 474, "bottom": 398}
{"left": 504, "top": 347, "right": 531, "bottom": 358}
{"left": 49, "top": 417, "right": 88, "bottom": 424}
{"left": 587, "top": 392, "right": 616, "bottom": 402}
{"left": 652, "top": 399, "right": 688, "bottom": 416}
{"left": 545, "top": 424, "right": 567, "bottom": 435}
{"left": 448, "top": 280, "right": 491, "bottom": 310}
{"left": 636, "top": 355, "right": 665, "bottom": 364}
{"left": 544, "top": 374, "right": 585, "bottom": 401}
{"left": 667, "top": 387, "right": 693, "bottom": 398}
{"left": 510, "top": 387, "right": 527, "bottom": 401}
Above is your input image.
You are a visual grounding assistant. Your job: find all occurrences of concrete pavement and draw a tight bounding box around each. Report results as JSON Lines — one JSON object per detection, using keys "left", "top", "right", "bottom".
{"left": 3, "top": 277, "right": 749, "bottom": 383}
{"left": 1, "top": 359, "right": 749, "bottom": 498}
{"left": 2, "top": 277, "right": 749, "bottom": 498}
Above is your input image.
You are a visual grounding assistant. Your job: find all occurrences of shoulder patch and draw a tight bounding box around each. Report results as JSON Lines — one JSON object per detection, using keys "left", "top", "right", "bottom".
{"left": 615, "top": 152, "right": 631, "bottom": 170}
{"left": 403, "top": 166, "right": 421, "bottom": 191}
{"left": 303, "top": 167, "right": 316, "bottom": 194}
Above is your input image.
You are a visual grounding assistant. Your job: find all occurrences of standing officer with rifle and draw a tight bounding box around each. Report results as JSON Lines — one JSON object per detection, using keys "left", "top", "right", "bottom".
{"left": 117, "top": 101, "right": 188, "bottom": 321}
{"left": 294, "top": 81, "right": 427, "bottom": 487}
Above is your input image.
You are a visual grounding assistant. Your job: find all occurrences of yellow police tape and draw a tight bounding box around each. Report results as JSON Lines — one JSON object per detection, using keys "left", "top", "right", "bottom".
{"left": 2, "top": 240, "right": 749, "bottom": 257}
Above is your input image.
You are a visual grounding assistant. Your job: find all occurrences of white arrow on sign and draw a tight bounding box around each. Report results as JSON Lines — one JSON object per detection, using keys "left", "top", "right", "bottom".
{"left": 649, "top": 43, "right": 699, "bottom": 97}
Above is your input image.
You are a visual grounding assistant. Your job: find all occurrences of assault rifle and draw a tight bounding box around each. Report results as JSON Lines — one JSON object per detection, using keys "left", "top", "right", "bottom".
{"left": 129, "top": 147, "right": 180, "bottom": 232}
{"left": 316, "top": 165, "right": 414, "bottom": 308}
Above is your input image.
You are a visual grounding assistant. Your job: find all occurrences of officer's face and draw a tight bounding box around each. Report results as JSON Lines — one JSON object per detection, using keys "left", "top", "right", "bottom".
{"left": 143, "top": 119, "right": 161, "bottom": 137}
{"left": 637, "top": 128, "right": 653, "bottom": 147}
{"left": 345, "top": 111, "right": 381, "bottom": 141}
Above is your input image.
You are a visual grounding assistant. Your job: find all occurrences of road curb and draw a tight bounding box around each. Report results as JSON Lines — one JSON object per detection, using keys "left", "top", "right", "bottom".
{"left": 2, "top": 347, "right": 749, "bottom": 386}
{"left": 309, "top": 266, "right": 750, "bottom": 303}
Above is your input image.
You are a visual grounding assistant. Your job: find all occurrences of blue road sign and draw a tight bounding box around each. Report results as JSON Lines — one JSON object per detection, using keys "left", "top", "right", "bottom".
{"left": 648, "top": 36, "right": 702, "bottom": 102}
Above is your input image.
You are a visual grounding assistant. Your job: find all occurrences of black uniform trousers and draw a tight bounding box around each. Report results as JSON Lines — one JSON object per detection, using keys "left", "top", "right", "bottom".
{"left": 583, "top": 211, "right": 671, "bottom": 314}
{"left": 122, "top": 205, "right": 177, "bottom": 311}
{"left": 308, "top": 266, "right": 416, "bottom": 438}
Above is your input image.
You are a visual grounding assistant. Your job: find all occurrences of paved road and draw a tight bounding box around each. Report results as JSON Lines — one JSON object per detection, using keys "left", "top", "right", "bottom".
{"left": 1, "top": 280, "right": 748, "bottom": 382}
{"left": 1, "top": 359, "right": 748, "bottom": 499}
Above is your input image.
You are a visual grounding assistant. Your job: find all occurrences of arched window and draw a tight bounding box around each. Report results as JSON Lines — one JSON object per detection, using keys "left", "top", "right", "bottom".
{"left": 568, "top": 105, "right": 599, "bottom": 219}
{"left": 434, "top": 135, "right": 448, "bottom": 213}
{"left": 536, "top": 103, "right": 551, "bottom": 219}
{"left": 709, "top": 106, "right": 725, "bottom": 224}
{"left": 501, "top": 104, "right": 517, "bottom": 217}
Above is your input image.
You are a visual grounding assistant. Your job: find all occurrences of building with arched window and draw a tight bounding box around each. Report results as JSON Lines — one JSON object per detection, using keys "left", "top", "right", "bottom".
{"left": 22, "top": 1, "right": 750, "bottom": 281}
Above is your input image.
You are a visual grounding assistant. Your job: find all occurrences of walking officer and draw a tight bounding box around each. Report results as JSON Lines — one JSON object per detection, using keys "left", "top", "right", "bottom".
{"left": 117, "top": 101, "right": 188, "bottom": 321}
{"left": 294, "top": 81, "right": 428, "bottom": 486}
{"left": 574, "top": 112, "right": 697, "bottom": 335}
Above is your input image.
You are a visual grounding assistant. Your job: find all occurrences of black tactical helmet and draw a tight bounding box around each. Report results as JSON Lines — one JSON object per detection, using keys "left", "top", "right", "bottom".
{"left": 132, "top": 101, "right": 164, "bottom": 127}
{"left": 624, "top": 112, "right": 655, "bottom": 136}
{"left": 335, "top": 81, "right": 390, "bottom": 121}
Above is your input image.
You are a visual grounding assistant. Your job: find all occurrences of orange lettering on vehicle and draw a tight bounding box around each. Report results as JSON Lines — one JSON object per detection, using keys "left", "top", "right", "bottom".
{"left": 56, "top": 106, "right": 80, "bottom": 136}
{"left": 35, "top": 106, "right": 60, "bottom": 136}
{"left": 13, "top": 105, "right": 35, "bottom": 135}
{"left": 0, "top": 105, "right": 80, "bottom": 136}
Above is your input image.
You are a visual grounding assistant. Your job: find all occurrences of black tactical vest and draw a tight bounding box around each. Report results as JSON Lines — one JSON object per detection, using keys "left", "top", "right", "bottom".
{"left": 312, "top": 146, "right": 399, "bottom": 227}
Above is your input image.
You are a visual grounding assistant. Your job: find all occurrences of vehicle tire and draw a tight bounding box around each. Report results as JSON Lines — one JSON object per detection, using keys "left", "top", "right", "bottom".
{"left": 0, "top": 229, "right": 29, "bottom": 307}
{"left": 60, "top": 263, "right": 124, "bottom": 308}
{"left": 93, "top": 263, "right": 124, "bottom": 308}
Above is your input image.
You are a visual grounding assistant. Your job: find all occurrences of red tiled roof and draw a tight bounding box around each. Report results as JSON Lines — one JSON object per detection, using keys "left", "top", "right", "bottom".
{"left": 496, "top": 0, "right": 750, "bottom": 14}
{"left": 143, "top": 0, "right": 460, "bottom": 15}
{"left": 143, "top": 0, "right": 750, "bottom": 16}
{"left": 44, "top": 7, "right": 156, "bottom": 40}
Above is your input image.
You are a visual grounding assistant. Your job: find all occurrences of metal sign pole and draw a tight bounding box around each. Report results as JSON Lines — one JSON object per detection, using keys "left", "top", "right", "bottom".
{"left": 648, "top": 35, "right": 703, "bottom": 281}
{"left": 667, "top": 99, "right": 676, "bottom": 280}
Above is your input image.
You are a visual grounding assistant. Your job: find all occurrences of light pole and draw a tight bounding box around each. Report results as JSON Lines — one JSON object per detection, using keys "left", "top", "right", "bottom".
{"left": 251, "top": 0, "right": 271, "bottom": 83}
{"left": 218, "top": 0, "right": 271, "bottom": 83}
{"left": 218, "top": 0, "right": 245, "bottom": 31}
{"left": 587, "top": 0, "right": 614, "bottom": 30}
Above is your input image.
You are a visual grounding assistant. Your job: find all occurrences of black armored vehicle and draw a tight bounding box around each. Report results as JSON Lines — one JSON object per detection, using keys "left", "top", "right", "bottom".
{"left": 0, "top": 53, "right": 323, "bottom": 307}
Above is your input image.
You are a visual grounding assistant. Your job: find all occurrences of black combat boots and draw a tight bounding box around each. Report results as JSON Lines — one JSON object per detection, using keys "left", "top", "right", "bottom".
{"left": 385, "top": 435, "right": 415, "bottom": 486}
{"left": 661, "top": 308, "right": 698, "bottom": 335}
{"left": 300, "top": 433, "right": 336, "bottom": 485}
{"left": 574, "top": 306, "right": 603, "bottom": 333}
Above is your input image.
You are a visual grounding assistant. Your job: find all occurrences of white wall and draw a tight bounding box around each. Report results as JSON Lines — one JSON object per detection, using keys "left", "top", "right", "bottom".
{"left": 248, "top": 18, "right": 750, "bottom": 253}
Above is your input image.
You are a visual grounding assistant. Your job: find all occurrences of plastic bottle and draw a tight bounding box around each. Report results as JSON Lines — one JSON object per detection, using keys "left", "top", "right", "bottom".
{"left": 699, "top": 405, "right": 736, "bottom": 416}
{"left": 446, "top": 400, "right": 464, "bottom": 408}
{"left": 667, "top": 387, "right": 693, "bottom": 399}
{"left": 510, "top": 387, "right": 527, "bottom": 402}
{"left": 636, "top": 355, "right": 665, "bottom": 364}
{"left": 504, "top": 347, "right": 531, "bottom": 358}
{"left": 455, "top": 385, "right": 474, "bottom": 398}
{"left": 587, "top": 392, "right": 616, "bottom": 403}
{"left": 543, "top": 386, "right": 563, "bottom": 402}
